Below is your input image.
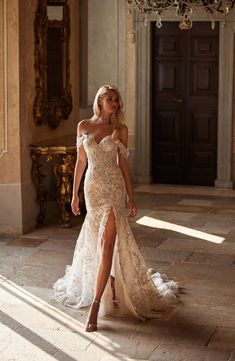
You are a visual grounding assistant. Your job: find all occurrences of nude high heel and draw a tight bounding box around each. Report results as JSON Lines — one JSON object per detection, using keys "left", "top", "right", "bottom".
{"left": 85, "top": 299, "right": 100, "bottom": 332}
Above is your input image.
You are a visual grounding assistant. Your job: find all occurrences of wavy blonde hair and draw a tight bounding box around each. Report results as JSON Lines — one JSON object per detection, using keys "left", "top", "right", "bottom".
{"left": 92, "top": 85, "right": 124, "bottom": 140}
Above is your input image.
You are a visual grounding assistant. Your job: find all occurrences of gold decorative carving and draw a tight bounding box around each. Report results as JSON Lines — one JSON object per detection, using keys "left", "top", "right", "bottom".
{"left": 30, "top": 136, "right": 78, "bottom": 227}
{"left": 33, "top": 0, "right": 72, "bottom": 129}
{"left": 54, "top": 153, "right": 75, "bottom": 227}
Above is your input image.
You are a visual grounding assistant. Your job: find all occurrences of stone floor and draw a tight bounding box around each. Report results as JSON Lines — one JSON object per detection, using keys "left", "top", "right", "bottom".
{"left": 1, "top": 184, "right": 235, "bottom": 361}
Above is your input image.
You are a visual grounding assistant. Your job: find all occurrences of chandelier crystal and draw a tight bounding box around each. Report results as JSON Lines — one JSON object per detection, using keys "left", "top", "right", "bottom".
{"left": 127, "top": 0, "right": 235, "bottom": 30}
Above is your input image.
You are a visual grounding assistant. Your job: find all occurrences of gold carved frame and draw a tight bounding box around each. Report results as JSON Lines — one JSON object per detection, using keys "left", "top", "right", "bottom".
{"left": 33, "top": 0, "right": 72, "bottom": 129}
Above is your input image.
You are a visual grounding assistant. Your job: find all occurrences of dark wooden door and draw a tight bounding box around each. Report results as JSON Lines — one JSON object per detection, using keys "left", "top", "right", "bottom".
{"left": 152, "top": 22, "right": 219, "bottom": 185}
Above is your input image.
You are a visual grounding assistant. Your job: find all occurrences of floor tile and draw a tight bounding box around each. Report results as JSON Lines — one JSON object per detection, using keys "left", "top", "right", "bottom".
{"left": 24, "top": 249, "right": 73, "bottom": 269}
{"left": 224, "top": 231, "right": 235, "bottom": 242}
{"left": 87, "top": 335, "right": 158, "bottom": 359}
{"left": 177, "top": 198, "right": 214, "bottom": 207}
{"left": 172, "top": 304, "right": 235, "bottom": 328}
{"left": 132, "top": 319, "right": 214, "bottom": 346}
{"left": 0, "top": 239, "right": 10, "bottom": 247}
{"left": 198, "top": 221, "right": 235, "bottom": 234}
{"left": 54, "top": 349, "right": 105, "bottom": 361}
{"left": 178, "top": 282, "right": 235, "bottom": 306}
{"left": 149, "top": 344, "right": 230, "bottom": 361}
{"left": 5, "top": 327, "right": 95, "bottom": 352}
{"left": 147, "top": 210, "right": 196, "bottom": 223}
{"left": 0, "top": 304, "right": 64, "bottom": 330}
{"left": 6, "top": 237, "right": 47, "bottom": 248}
{"left": 0, "top": 323, "right": 12, "bottom": 342}
{"left": 141, "top": 247, "right": 192, "bottom": 263}
{"left": 158, "top": 238, "right": 230, "bottom": 254}
{"left": 100, "top": 356, "right": 146, "bottom": 361}
{"left": 96, "top": 316, "right": 141, "bottom": 338}
{"left": 0, "top": 246, "right": 39, "bottom": 266}
{"left": 185, "top": 252, "right": 235, "bottom": 266}
{"left": 208, "top": 327, "right": 235, "bottom": 351}
{"left": 6, "top": 265, "right": 64, "bottom": 288}
{"left": 167, "top": 263, "right": 235, "bottom": 288}
{"left": 134, "top": 184, "right": 222, "bottom": 196}
{"left": 211, "top": 207, "right": 235, "bottom": 215}
{"left": 0, "top": 341, "right": 57, "bottom": 361}
{"left": 39, "top": 238, "right": 76, "bottom": 252}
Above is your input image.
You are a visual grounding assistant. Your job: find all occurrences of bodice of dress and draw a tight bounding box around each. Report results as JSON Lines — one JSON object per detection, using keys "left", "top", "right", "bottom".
{"left": 76, "top": 134, "right": 128, "bottom": 165}
{"left": 76, "top": 134, "right": 128, "bottom": 211}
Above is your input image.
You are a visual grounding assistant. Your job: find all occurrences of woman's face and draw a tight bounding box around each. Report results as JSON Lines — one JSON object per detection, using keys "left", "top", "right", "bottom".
{"left": 100, "top": 90, "right": 119, "bottom": 114}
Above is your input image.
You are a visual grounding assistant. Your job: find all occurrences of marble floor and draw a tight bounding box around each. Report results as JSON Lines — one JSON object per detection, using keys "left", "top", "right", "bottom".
{"left": 1, "top": 184, "right": 235, "bottom": 361}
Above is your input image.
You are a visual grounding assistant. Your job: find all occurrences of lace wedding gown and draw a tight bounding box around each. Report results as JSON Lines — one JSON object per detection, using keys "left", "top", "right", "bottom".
{"left": 53, "top": 134, "right": 180, "bottom": 320}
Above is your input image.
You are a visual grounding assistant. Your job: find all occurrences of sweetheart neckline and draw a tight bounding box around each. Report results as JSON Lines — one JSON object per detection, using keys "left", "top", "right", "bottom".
{"left": 88, "top": 134, "right": 112, "bottom": 145}
{"left": 79, "top": 133, "right": 125, "bottom": 148}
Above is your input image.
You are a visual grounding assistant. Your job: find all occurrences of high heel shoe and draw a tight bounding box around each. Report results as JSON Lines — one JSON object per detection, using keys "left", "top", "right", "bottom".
{"left": 85, "top": 299, "right": 100, "bottom": 332}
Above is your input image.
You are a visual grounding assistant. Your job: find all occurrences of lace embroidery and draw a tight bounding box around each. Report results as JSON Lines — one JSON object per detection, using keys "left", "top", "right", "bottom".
{"left": 116, "top": 139, "right": 129, "bottom": 159}
{"left": 76, "top": 133, "right": 88, "bottom": 149}
{"left": 76, "top": 136, "right": 83, "bottom": 149}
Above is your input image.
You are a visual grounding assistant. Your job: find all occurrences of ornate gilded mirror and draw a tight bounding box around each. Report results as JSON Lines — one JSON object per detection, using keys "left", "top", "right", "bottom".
{"left": 34, "top": 0, "right": 72, "bottom": 129}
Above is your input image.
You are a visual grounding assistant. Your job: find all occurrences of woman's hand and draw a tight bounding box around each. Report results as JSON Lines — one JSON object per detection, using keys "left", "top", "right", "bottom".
{"left": 71, "top": 194, "right": 81, "bottom": 216}
{"left": 128, "top": 199, "right": 137, "bottom": 217}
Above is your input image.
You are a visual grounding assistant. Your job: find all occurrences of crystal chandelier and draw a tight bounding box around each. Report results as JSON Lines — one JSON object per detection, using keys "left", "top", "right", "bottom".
{"left": 127, "top": 0, "right": 235, "bottom": 30}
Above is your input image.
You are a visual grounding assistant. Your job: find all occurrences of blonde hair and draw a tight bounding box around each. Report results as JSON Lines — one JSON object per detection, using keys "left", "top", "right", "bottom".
{"left": 92, "top": 85, "right": 124, "bottom": 140}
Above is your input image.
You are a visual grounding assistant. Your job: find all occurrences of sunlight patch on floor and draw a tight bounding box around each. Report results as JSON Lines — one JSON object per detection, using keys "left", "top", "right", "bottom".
{"left": 136, "top": 216, "right": 225, "bottom": 244}
{"left": 0, "top": 275, "right": 85, "bottom": 331}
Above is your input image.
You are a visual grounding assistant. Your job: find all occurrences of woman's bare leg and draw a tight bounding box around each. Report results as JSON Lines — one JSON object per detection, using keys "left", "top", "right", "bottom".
{"left": 86, "top": 208, "right": 116, "bottom": 330}
{"left": 94, "top": 208, "right": 116, "bottom": 300}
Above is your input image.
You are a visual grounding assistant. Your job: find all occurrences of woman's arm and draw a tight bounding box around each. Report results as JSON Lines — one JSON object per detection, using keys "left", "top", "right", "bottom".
{"left": 71, "top": 120, "right": 88, "bottom": 216}
{"left": 117, "top": 125, "right": 137, "bottom": 217}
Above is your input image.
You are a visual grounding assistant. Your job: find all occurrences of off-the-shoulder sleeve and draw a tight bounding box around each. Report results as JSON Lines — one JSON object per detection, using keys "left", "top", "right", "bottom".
{"left": 117, "top": 140, "right": 129, "bottom": 159}
{"left": 76, "top": 135, "right": 84, "bottom": 149}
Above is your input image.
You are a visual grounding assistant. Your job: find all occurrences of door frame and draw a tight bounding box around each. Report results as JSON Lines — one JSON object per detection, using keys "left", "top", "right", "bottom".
{"left": 134, "top": 10, "right": 235, "bottom": 188}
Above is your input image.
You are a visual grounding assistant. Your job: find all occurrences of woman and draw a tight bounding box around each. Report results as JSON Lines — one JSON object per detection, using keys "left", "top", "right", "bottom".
{"left": 53, "top": 85, "right": 180, "bottom": 332}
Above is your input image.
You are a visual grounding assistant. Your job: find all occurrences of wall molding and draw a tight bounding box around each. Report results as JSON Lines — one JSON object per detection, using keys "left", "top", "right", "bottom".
{"left": 0, "top": 0, "right": 8, "bottom": 158}
{"left": 117, "top": 0, "right": 126, "bottom": 107}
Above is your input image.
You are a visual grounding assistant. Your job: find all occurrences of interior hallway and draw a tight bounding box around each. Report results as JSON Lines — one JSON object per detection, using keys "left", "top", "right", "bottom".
{"left": 0, "top": 184, "right": 235, "bottom": 361}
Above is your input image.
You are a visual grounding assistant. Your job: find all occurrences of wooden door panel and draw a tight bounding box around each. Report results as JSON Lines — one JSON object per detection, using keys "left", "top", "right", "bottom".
{"left": 186, "top": 109, "right": 217, "bottom": 185}
{"left": 152, "top": 22, "right": 219, "bottom": 185}
{"left": 157, "top": 62, "right": 182, "bottom": 93}
{"left": 187, "top": 150, "right": 217, "bottom": 185}
{"left": 191, "top": 151, "right": 215, "bottom": 167}
{"left": 158, "top": 36, "right": 182, "bottom": 57}
{"left": 153, "top": 144, "right": 182, "bottom": 183}
{"left": 152, "top": 111, "right": 182, "bottom": 183}
{"left": 190, "top": 62, "right": 218, "bottom": 95}
{"left": 155, "top": 145, "right": 181, "bottom": 166}
{"left": 190, "top": 111, "right": 217, "bottom": 145}
{"left": 191, "top": 37, "right": 219, "bottom": 58}
{"left": 154, "top": 111, "right": 181, "bottom": 141}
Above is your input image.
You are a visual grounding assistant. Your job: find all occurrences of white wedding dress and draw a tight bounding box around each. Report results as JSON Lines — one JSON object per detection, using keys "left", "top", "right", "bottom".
{"left": 53, "top": 134, "right": 180, "bottom": 320}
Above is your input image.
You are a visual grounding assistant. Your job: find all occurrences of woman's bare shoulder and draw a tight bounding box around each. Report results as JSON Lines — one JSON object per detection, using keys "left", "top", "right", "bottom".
{"left": 118, "top": 124, "right": 128, "bottom": 145}
{"left": 119, "top": 124, "right": 128, "bottom": 138}
{"left": 77, "top": 119, "right": 92, "bottom": 136}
